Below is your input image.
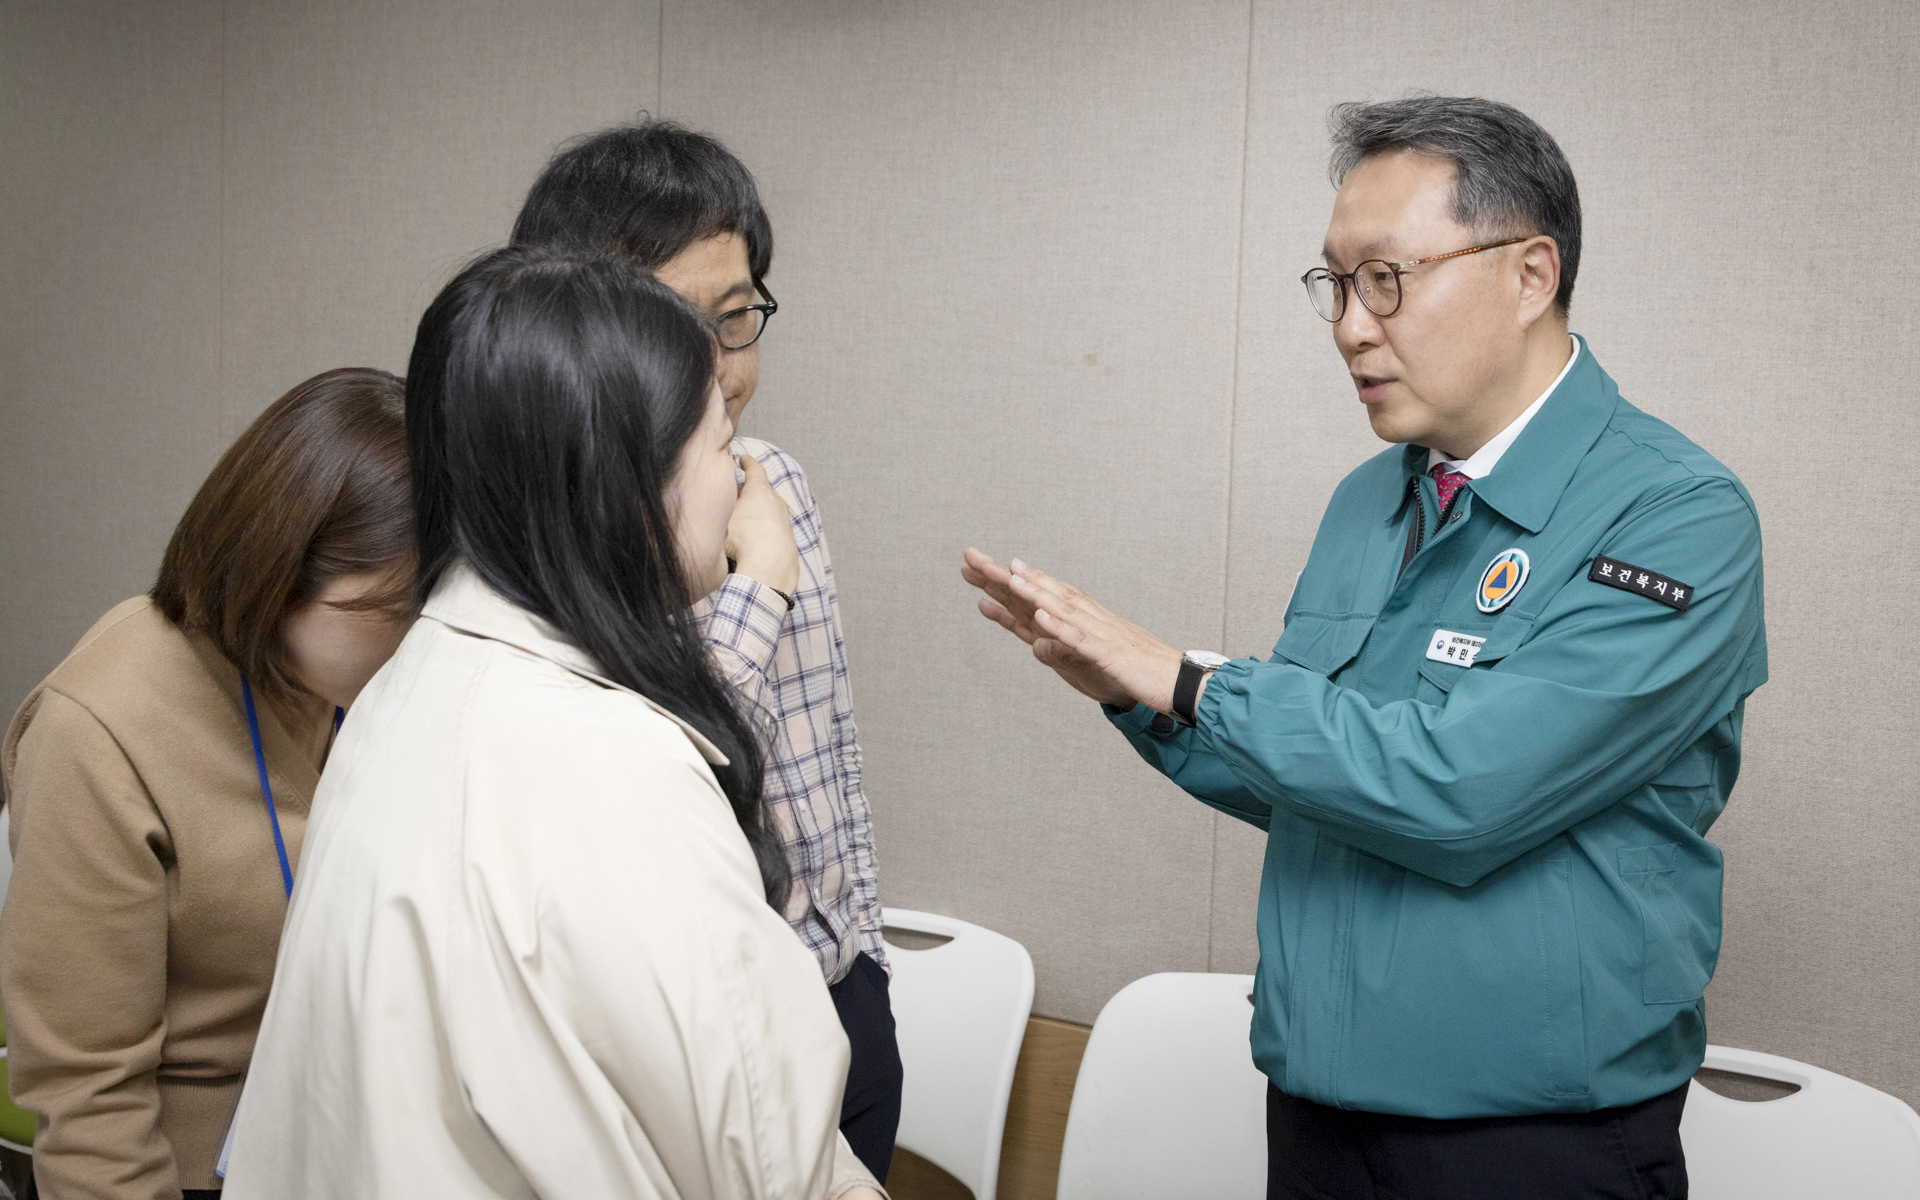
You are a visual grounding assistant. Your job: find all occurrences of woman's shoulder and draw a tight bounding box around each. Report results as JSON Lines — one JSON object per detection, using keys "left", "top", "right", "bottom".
{"left": 441, "top": 645, "right": 744, "bottom": 880}
{"left": 48, "top": 592, "right": 194, "bottom": 672}
{"left": 403, "top": 584, "right": 727, "bottom": 795}
{"left": 13, "top": 597, "right": 225, "bottom": 732}
{"left": 449, "top": 633, "right": 718, "bottom": 785}
{"left": 4, "top": 597, "right": 228, "bottom": 795}
{"left": 454, "top": 650, "right": 757, "bottom": 886}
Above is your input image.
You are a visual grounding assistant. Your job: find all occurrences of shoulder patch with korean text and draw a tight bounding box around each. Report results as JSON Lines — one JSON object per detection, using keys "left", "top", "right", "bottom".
{"left": 1588, "top": 556, "right": 1693, "bottom": 611}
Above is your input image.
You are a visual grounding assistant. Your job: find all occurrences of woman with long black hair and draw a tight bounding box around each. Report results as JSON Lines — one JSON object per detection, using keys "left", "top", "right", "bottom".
{"left": 222, "top": 248, "right": 883, "bottom": 1199}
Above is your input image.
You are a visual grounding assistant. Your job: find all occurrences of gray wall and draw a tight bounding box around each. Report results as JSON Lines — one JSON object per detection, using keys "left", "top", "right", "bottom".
{"left": 4, "top": 0, "right": 1916, "bottom": 1106}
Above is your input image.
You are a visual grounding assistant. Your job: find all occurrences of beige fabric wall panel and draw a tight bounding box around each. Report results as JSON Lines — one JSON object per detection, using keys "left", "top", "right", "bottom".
{"left": 660, "top": 0, "right": 1255, "bottom": 1022}
{"left": 3, "top": 0, "right": 659, "bottom": 717}
{"left": 10, "top": 0, "right": 1916, "bottom": 1107}
{"left": 1218, "top": 0, "right": 1920, "bottom": 1104}
{"left": 219, "top": 0, "right": 659, "bottom": 433}
{"left": 0, "top": 0, "right": 225, "bottom": 718}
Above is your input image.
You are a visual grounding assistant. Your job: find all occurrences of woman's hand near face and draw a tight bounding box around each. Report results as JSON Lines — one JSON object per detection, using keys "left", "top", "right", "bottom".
{"left": 726, "top": 454, "right": 799, "bottom": 597}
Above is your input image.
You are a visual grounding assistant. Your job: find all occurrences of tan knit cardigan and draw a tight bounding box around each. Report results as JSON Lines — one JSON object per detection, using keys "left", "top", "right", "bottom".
{"left": 1, "top": 598, "right": 330, "bottom": 1198}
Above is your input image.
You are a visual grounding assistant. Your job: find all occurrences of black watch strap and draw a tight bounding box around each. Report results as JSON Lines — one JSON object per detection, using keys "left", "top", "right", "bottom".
{"left": 1171, "top": 657, "right": 1207, "bottom": 728}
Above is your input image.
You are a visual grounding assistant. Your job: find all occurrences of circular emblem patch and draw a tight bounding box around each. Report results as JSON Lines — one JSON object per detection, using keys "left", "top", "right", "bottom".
{"left": 1476, "top": 549, "right": 1531, "bottom": 614}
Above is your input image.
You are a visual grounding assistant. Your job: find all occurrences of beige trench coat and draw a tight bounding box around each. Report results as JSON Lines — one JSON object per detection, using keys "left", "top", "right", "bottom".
{"left": 222, "top": 564, "right": 879, "bottom": 1199}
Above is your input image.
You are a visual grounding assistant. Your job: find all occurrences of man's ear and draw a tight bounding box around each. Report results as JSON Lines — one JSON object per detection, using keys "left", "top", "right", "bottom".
{"left": 1515, "top": 236, "right": 1563, "bottom": 329}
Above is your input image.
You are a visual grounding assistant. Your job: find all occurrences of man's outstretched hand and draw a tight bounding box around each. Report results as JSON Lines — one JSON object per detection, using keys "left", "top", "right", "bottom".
{"left": 961, "top": 548, "right": 1184, "bottom": 714}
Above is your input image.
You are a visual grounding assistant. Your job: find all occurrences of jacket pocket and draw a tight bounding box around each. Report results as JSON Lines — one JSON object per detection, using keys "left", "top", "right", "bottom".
{"left": 1648, "top": 750, "right": 1717, "bottom": 830}
{"left": 1270, "top": 614, "right": 1372, "bottom": 677}
{"left": 1532, "top": 846, "right": 1591, "bottom": 1097}
{"left": 1467, "top": 613, "right": 1536, "bottom": 666}
{"left": 1413, "top": 615, "right": 1532, "bottom": 705}
{"left": 1617, "top": 843, "right": 1718, "bottom": 1003}
{"left": 1333, "top": 842, "right": 1591, "bottom": 1109}
{"left": 1414, "top": 654, "right": 1474, "bottom": 704}
{"left": 1649, "top": 752, "right": 1713, "bottom": 788}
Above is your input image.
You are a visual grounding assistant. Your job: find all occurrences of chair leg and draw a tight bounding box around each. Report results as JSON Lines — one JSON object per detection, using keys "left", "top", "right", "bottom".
{"left": 0, "top": 1145, "right": 33, "bottom": 1200}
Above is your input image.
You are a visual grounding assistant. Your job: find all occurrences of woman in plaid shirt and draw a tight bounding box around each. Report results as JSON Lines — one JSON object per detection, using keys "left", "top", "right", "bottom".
{"left": 511, "top": 120, "right": 902, "bottom": 1183}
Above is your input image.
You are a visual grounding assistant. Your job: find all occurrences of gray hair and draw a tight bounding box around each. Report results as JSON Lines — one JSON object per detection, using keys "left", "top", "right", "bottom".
{"left": 1328, "top": 96, "right": 1581, "bottom": 314}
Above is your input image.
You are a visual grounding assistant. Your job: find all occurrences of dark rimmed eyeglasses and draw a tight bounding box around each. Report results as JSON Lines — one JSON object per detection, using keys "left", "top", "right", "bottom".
{"left": 1301, "top": 236, "right": 1531, "bottom": 322}
{"left": 713, "top": 281, "right": 778, "bottom": 350}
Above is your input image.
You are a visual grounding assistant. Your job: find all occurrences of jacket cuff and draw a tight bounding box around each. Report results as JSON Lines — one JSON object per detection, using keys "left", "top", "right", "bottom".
{"left": 1191, "top": 656, "right": 1249, "bottom": 732}
{"left": 1104, "top": 700, "right": 1178, "bottom": 737}
{"left": 830, "top": 1131, "right": 885, "bottom": 1198}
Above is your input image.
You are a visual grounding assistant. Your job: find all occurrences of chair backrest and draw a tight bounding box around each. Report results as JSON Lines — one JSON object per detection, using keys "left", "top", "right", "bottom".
{"left": 1682, "top": 1044, "right": 1920, "bottom": 1199}
{"left": 1055, "top": 972, "right": 1267, "bottom": 1200}
{"left": 882, "top": 907, "right": 1033, "bottom": 1200}
{"left": 0, "top": 805, "right": 13, "bottom": 926}
{"left": 0, "top": 1049, "right": 34, "bottom": 1153}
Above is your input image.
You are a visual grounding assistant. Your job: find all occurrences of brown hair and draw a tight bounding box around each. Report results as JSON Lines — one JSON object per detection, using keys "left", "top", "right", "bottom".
{"left": 152, "top": 367, "right": 412, "bottom": 704}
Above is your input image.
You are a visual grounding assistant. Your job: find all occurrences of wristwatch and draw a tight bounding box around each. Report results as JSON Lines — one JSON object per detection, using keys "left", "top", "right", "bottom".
{"left": 1171, "top": 650, "right": 1231, "bottom": 727}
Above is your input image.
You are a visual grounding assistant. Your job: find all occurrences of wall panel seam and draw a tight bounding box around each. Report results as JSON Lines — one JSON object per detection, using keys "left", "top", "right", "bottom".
{"left": 1209, "top": 0, "right": 1257, "bottom": 973}
{"left": 218, "top": 0, "right": 228, "bottom": 441}
{"left": 1219, "top": 0, "right": 1256, "bottom": 646}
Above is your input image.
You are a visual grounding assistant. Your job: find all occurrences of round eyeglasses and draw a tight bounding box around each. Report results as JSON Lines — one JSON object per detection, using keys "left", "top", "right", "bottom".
{"left": 1301, "top": 236, "right": 1531, "bottom": 322}
{"left": 713, "top": 281, "right": 778, "bottom": 350}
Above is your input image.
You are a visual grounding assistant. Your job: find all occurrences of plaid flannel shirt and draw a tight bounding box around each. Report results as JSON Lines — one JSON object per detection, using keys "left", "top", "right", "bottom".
{"left": 692, "top": 436, "right": 886, "bottom": 984}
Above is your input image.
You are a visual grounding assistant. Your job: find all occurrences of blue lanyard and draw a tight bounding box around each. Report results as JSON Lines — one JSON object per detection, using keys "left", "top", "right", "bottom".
{"left": 240, "top": 673, "right": 342, "bottom": 899}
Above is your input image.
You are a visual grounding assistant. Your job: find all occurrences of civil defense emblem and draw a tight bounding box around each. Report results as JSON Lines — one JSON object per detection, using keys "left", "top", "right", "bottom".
{"left": 1476, "top": 549, "right": 1530, "bottom": 613}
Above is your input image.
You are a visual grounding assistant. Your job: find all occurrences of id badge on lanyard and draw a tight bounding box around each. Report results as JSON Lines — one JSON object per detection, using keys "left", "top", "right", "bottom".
{"left": 216, "top": 674, "right": 342, "bottom": 1179}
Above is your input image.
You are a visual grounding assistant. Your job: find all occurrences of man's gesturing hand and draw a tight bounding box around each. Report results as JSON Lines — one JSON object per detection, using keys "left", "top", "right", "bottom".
{"left": 727, "top": 454, "right": 799, "bottom": 597}
{"left": 961, "top": 548, "right": 1183, "bottom": 713}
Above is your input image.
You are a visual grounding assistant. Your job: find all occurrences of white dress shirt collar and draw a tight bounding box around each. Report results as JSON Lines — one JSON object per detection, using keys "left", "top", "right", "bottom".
{"left": 1427, "top": 334, "right": 1582, "bottom": 480}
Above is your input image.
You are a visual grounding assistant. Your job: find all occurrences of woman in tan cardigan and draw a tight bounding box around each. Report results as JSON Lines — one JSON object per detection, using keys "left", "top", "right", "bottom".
{"left": 0, "top": 367, "right": 416, "bottom": 1199}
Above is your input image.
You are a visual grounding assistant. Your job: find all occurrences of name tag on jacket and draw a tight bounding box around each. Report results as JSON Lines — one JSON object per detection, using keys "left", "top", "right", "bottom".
{"left": 1426, "top": 629, "right": 1487, "bottom": 668}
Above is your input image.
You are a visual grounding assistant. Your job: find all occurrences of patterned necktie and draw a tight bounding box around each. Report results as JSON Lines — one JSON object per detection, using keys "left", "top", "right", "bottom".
{"left": 1430, "top": 464, "right": 1470, "bottom": 518}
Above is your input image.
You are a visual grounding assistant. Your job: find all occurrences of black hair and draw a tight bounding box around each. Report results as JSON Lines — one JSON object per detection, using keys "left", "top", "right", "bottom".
{"left": 1328, "top": 96, "right": 1581, "bottom": 314}
{"left": 511, "top": 118, "right": 773, "bottom": 280}
{"left": 406, "top": 244, "right": 789, "bottom": 906}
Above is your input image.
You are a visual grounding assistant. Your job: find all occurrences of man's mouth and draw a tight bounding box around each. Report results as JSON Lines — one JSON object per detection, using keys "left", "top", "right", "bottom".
{"left": 1353, "top": 374, "right": 1393, "bottom": 403}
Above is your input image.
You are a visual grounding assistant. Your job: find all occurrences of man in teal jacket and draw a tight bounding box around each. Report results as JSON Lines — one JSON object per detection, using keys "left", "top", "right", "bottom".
{"left": 963, "top": 97, "right": 1764, "bottom": 1199}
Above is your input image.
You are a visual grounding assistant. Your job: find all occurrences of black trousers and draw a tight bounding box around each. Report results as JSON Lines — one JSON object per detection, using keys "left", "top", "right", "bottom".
{"left": 829, "top": 951, "right": 904, "bottom": 1184}
{"left": 1266, "top": 1082, "right": 1689, "bottom": 1200}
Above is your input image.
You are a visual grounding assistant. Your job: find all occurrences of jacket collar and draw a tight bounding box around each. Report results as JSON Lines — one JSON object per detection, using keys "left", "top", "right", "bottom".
{"left": 420, "top": 562, "right": 729, "bottom": 766}
{"left": 1398, "top": 335, "right": 1618, "bottom": 534}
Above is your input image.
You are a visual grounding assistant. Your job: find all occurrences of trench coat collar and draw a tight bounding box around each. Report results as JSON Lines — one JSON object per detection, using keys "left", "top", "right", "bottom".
{"left": 421, "top": 562, "right": 729, "bottom": 767}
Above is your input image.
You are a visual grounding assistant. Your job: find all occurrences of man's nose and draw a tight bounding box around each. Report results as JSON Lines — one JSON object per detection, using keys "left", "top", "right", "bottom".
{"left": 1334, "top": 287, "right": 1383, "bottom": 350}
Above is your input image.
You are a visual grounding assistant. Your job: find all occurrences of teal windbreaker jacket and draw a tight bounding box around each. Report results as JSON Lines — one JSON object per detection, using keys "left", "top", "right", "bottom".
{"left": 1111, "top": 340, "right": 1767, "bottom": 1118}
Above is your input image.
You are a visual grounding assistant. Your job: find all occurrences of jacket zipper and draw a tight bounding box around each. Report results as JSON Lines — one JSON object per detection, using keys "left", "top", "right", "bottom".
{"left": 1399, "top": 475, "right": 1469, "bottom": 579}
{"left": 1398, "top": 477, "right": 1426, "bottom": 578}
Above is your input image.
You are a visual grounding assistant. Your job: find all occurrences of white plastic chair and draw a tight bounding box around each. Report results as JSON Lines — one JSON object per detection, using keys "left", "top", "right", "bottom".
{"left": 0, "top": 807, "right": 32, "bottom": 1157}
{"left": 1682, "top": 1044, "right": 1920, "bottom": 1199}
{"left": 882, "top": 907, "right": 1034, "bottom": 1200}
{"left": 1055, "top": 972, "right": 1267, "bottom": 1200}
